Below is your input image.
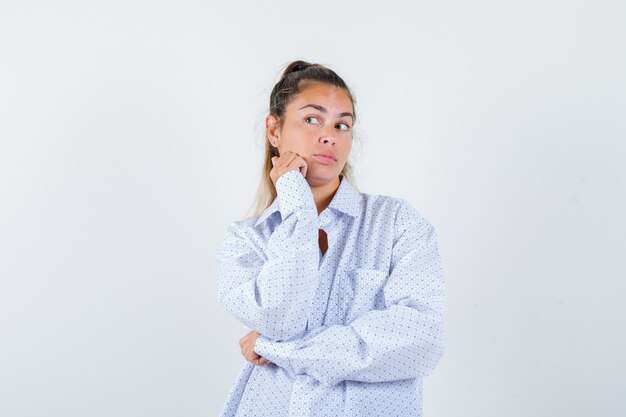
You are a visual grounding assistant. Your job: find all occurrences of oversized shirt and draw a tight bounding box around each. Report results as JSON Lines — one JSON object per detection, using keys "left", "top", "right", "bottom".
{"left": 214, "top": 170, "right": 446, "bottom": 417}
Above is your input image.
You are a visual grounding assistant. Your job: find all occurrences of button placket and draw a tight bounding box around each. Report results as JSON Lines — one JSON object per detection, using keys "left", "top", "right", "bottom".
{"left": 308, "top": 211, "right": 336, "bottom": 329}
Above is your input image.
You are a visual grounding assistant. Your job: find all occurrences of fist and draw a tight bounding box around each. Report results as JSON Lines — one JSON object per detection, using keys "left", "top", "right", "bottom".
{"left": 239, "top": 330, "right": 269, "bottom": 366}
{"left": 270, "top": 150, "right": 308, "bottom": 185}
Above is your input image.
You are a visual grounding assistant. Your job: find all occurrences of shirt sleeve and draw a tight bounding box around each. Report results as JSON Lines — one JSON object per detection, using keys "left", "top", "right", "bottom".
{"left": 254, "top": 199, "right": 446, "bottom": 386}
{"left": 214, "top": 170, "right": 320, "bottom": 341}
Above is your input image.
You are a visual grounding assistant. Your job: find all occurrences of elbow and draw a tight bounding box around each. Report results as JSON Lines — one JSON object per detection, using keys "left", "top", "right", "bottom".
{"left": 414, "top": 323, "right": 446, "bottom": 377}
{"left": 217, "top": 284, "right": 309, "bottom": 341}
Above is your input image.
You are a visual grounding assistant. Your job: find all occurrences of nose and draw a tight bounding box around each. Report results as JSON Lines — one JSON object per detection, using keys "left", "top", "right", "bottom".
{"left": 319, "top": 136, "right": 336, "bottom": 145}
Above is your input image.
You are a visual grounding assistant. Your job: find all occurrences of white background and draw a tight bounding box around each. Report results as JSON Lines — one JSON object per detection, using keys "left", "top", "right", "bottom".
{"left": 1, "top": 1, "right": 625, "bottom": 416}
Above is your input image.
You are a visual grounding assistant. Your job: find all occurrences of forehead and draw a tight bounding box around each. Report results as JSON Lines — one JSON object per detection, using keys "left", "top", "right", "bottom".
{"left": 289, "top": 81, "right": 352, "bottom": 111}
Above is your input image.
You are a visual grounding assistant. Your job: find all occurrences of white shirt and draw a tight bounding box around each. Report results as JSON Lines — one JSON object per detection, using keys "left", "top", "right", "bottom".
{"left": 215, "top": 170, "right": 446, "bottom": 416}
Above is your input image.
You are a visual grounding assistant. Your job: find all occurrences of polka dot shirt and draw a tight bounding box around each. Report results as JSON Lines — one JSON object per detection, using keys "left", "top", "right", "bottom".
{"left": 215, "top": 170, "right": 446, "bottom": 416}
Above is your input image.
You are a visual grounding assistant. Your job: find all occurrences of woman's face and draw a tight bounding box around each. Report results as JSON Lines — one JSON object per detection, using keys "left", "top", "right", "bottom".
{"left": 266, "top": 81, "right": 354, "bottom": 186}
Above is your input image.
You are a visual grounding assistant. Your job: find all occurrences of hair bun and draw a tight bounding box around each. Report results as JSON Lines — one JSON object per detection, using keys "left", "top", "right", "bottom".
{"left": 289, "top": 61, "right": 311, "bottom": 73}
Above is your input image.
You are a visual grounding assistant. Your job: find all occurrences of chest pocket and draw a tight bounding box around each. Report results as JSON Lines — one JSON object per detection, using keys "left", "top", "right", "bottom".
{"left": 340, "top": 267, "right": 389, "bottom": 323}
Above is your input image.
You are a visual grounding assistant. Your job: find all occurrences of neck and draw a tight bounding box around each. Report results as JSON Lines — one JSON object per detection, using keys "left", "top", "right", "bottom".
{"left": 308, "top": 176, "right": 341, "bottom": 215}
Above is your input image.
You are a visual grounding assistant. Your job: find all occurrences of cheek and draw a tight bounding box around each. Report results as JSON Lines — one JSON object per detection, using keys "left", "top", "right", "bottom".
{"left": 339, "top": 143, "right": 352, "bottom": 160}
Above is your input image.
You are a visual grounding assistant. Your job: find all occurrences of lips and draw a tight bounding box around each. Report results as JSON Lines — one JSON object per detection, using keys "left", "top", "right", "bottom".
{"left": 314, "top": 152, "right": 336, "bottom": 161}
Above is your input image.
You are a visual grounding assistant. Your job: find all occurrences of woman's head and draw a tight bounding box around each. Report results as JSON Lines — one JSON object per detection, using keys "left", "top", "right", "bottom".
{"left": 251, "top": 60, "right": 358, "bottom": 217}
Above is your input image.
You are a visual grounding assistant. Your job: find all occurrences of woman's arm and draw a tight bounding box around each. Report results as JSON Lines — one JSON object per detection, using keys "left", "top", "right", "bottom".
{"left": 254, "top": 200, "right": 446, "bottom": 386}
{"left": 215, "top": 170, "right": 319, "bottom": 341}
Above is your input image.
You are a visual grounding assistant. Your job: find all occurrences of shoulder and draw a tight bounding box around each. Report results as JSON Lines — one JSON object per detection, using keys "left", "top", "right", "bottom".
{"left": 361, "top": 191, "right": 436, "bottom": 240}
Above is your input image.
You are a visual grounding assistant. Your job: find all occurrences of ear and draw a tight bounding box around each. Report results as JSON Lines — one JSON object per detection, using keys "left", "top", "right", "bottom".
{"left": 265, "top": 114, "right": 281, "bottom": 147}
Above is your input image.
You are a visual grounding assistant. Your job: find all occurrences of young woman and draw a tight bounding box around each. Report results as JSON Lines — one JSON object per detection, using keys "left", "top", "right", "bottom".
{"left": 215, "top": 60, "right": 446, "bottom": 416}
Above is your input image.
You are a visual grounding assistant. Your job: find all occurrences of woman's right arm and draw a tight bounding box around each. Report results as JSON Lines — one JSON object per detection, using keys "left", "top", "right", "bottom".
{"left": 214, "top": 169, "right": 319, "bottom": 342}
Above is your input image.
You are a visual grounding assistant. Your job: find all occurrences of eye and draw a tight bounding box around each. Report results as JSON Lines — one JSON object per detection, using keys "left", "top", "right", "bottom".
{"left": 305, "top": 116, "right": 321, "bottom": 125}
{"left": 336, "top": 122, "right": 351, "bottom": 131}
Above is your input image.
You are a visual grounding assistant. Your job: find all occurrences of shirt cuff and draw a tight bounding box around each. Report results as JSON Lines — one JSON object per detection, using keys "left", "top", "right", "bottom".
{"left": 275, "top": 170, "right": 317, "bottom": 219}
{"left": 254, "top": 334, "right": 298, "bottom": 375}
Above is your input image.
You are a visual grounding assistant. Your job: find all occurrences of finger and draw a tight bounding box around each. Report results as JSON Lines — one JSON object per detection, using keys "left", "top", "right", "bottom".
{"left": 252, "top": 356, "right": 268, "bottom": 366}
{"left": 291, "top": 155, "right": 306, "bottom": 172}
{"left": 244, "top": 349, "right": 260, "bottom": 362}
{"left": 243, "top": 345, "right": 259, "bottom": 359}
{"left": 239, "top": 335, "right": 250, "bottom": 347}
{"left": 242, "top": 343, "right": 253, "bottom": 359}
{"left": 294, "top": 155, "right": 307, "bottom": 168}
{"left": 271, "top": 156, "right": 277, "bottom": 166}
{"left": 290, "top": 153, "right": 307, "bottom": 169}
{"left": 284, "top": 154, "right": 297, "bottom": 167}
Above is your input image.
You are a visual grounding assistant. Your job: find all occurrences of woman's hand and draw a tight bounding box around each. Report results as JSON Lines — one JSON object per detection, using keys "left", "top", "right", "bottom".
{"left": 239, "top": 330, "right": 269, "bottom": 366}
{"left": 270, "top": 150, "right": 308, "bottom": 185}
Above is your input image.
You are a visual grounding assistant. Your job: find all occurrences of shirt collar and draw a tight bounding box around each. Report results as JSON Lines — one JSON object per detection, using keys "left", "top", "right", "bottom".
{"left": 254, "top": 175, "right": 362, "bottom": 227}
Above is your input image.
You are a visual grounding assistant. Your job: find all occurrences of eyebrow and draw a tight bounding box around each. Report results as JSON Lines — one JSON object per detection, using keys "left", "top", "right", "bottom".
{"left": 298, "top": 104, "right": 354, "bottom": 120}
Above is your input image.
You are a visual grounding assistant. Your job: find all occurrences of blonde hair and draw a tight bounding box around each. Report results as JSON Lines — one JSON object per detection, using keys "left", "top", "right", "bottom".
{"left": 246, "top": 60, "right": 360, "bottom": 219}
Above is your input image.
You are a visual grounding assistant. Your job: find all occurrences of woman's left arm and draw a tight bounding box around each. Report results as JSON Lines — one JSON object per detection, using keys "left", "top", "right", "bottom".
{"left": 254, "top": 200, "right": 446, "bottom": 387}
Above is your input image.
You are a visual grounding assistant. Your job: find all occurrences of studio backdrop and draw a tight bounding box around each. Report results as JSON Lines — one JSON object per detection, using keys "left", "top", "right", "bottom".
{"left": 1, "top": 1, "right": 624, "bottom": 416}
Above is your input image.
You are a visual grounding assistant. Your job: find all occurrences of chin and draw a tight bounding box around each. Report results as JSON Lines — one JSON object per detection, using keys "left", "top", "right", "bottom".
{"left": 307, "top": 170, "right": 340, "bottom": 183}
